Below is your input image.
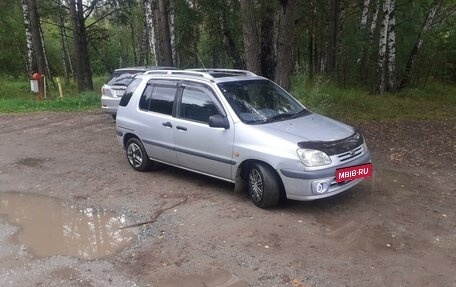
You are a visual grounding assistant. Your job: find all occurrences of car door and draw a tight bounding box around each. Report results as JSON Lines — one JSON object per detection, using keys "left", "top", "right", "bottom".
{"left": 173, "top": 82, "right": 235, "bottom": 181}
{"left": 136, "top": 80, "right": 178, "bottom": 165}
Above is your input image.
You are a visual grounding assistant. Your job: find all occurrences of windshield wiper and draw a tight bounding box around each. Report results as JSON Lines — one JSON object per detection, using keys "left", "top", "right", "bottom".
{"left": 288, "top": 109, "right": 309, "bottom": 119}
{"left": 261, "top": 109, "right": 309, "bottom": 124}
{"left": 261, "top": 112, "right": 296, "bottom": 124}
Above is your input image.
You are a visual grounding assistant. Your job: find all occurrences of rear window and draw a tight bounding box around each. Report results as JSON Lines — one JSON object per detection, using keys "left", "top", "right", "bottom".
{"left": 106, "top": 71, "right": 144, "bottom": 86}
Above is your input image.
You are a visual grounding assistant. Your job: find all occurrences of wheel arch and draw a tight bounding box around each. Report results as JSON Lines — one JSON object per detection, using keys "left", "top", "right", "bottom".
{"left": 235, "top": 159, "right": 286, "bottom": 194}
{"left": 122, "top": 133, "right": 140, "bottom": 149}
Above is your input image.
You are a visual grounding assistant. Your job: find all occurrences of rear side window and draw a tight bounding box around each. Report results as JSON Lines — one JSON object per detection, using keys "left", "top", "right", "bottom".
{"left": 119, "top": 78, "right": 142, "bottom": 107}
{"left": 139, "top": 84, "right": 177, "bottom": 115}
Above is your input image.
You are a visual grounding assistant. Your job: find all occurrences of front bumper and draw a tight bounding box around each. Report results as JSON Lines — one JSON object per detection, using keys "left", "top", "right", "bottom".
{"left": 279, "top": 150, "right": 371, "bottom": 201}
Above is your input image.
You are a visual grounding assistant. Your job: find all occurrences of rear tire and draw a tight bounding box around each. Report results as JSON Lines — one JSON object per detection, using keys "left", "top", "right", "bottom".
{"left": 126, "top": 138, "right": 151, "bottom": 172}
{"left": 247, "top": 162, "right": 281, "bottom": 208}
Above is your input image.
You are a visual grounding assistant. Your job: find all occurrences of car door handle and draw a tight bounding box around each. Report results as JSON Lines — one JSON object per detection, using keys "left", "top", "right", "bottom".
{"left": 162, "top": 122, "right": 173, "bottom": 128}
{"left": 176, "top": 126, "right": 187, "bottom": 131}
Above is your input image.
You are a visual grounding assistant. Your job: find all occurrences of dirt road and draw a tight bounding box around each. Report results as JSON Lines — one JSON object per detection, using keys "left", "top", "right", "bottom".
{"left": 0, "top": 111, "right": 455, "bottom": 287}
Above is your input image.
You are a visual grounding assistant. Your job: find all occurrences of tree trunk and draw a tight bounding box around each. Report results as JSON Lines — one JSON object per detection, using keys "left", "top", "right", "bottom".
{"left": 360, "top": 0, "right": 371, "bottom": 28}
{"left": 358, "top": 0, "right": 380, "bottom": 84}
{"left": 169, "top": 1, "right": 177, "bottom": 66}
{"left": 138, "top": 6, "right": 148, "bottom": 66}
{"left": 69, "top": 0, "right": 93, "bottom": 92}
{"left": 326, "top": 0, "right": 340, "bottom": 75}
{"left": 275, "top": 0, "right": 296, "bottom": 91}
{"left": 240, "top": 0, "right": 261, "bottom": 74}
{"left": 356, "top": 0, "right": 371, "bottom": 66}
{"left": 221, "top": 0, "right": 243, "bottom": 69}
{"left": 387, "top": 0, "right": 396, "bottom": 92}
{"left": 308, "top": 0, "right": 316, "bottom": 79}
{"left": 377, "top": 0, "right": 390, "bottom": 94}
{"left": 58, "top": 2, "right": 69, "bottom": 84}
{"left": 26, "top": 0, "right": 46, "bottom": 93}
{"left": 144, "top": 0, "right": 158, "bottom": 65}
{"left": 260, "top": 1, "right": 276, "bottom": 80}
{"left": 127, "top": 1, "right": 137, "bottom": 65}
{"left": 157, "top": 0, "right": 174, "bottom": 66}
{"left": 20, "top": 0, "right": 35, "bottom": 77}
{"left": 400, "top": 0, "right": 441, "bottom": 89}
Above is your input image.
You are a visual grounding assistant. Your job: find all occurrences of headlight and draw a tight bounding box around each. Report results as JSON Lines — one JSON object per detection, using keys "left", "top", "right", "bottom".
{"left": 297, "top": 148, "right": 331, "bottom": 167}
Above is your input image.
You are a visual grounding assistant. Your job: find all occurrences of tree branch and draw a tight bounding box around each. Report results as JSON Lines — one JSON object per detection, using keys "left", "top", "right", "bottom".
{"left": 119, "top": 197, "right": 189, "bottom": 230}
{"left": 85, "top": 7, "right": 123, "bottom": 30}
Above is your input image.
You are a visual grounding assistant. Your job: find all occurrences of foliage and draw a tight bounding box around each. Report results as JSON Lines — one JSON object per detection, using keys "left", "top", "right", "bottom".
{"left": 291, "top": 75, "right": 456, "bottom": 121}
{"left": 0, "top": 0, "right": 454, "bottom": 91}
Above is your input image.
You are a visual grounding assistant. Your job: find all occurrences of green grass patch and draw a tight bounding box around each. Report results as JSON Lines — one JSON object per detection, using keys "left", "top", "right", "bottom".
{"left": 0, "top": 76, "right": 106, "bottom": 113}
{"left": 0, "top": 92, "right": 100, "bottom": 113}
{"left": 291, "top": 75, "right": 456, "bottom": 121}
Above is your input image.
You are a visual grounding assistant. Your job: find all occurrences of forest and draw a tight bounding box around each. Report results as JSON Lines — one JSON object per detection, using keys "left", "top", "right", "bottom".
{"left": 0, "top": 0, "right": 455, "bottom": 97}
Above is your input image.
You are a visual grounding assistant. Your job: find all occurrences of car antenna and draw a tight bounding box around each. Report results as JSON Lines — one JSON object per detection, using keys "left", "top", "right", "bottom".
{"left": 196, "top": 52, "right": 207, "bottom": 72}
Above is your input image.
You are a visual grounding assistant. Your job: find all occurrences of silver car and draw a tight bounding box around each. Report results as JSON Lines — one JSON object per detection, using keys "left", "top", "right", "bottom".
{"left": 101, "top": 66, "right": 176, "bottom": 118}
{"left": 116, "top": 69, "right": 372, "bottom": 208}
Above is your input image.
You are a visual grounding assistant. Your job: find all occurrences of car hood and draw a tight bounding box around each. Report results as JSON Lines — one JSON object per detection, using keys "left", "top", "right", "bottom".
{"left": 257, "top": 113, "right": 355, "bottom": 142}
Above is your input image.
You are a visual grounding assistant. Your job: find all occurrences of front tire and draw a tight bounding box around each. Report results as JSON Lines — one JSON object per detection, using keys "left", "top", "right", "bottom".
{"left": 126, "top": 138, "right": 151, "bottom": 172}
{"left": 247, "top": 162, "right": 281, "bottom": 208}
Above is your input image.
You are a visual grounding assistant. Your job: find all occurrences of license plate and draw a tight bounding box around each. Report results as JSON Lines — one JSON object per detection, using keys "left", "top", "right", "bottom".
{"left": 335, "top": 163, "right": 372, "bottom": 183}
{"left": 116, "top": 89, "right": 125, "bottom": 96}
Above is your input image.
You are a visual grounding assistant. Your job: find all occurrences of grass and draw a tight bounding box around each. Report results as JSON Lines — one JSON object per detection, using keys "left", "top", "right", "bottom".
{"left": 291, "top": 75, "right": 456, "bottom": 122}
{"left": 0, "top": 74, "right": 454, "bottom": 121}
{"left": 0, "top": 75, "right": 106, "bottom": 113}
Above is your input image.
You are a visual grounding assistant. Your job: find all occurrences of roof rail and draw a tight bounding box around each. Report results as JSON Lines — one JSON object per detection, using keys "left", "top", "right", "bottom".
{"left": 144, "top": 69, "right": 214, "bottom": 80}
{"left": 187, "top": 69, "right": 257, "bottom": 76}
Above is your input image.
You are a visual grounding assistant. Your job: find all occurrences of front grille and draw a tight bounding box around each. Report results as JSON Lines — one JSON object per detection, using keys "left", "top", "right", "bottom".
{"left": 337, "top": 144, "right": 364, "bottom": 162}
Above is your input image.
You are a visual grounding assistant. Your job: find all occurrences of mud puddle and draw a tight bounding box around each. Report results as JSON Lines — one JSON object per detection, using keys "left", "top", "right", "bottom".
{"left": 0, "top": 191, "right": 136, "bottom": 259}
{"left": 157, "top": 270, "right": 250, "bottom": 287}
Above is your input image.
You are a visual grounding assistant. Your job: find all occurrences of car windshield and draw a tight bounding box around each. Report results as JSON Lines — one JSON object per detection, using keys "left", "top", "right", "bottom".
{"left": 218, "top": 79, "right": 308, "bottom": 124}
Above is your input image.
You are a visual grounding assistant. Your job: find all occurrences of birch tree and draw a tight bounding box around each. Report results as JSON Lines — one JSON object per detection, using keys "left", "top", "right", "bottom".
{"left": 169, "top": 1, "right": 177, "bottom": 66}
{"left": 357, "top": 0, "right": 380, "bottom": 83}
{"left": 386, "top": 0, "right": 396, "bottom": 91}
{"left": 360, "top": 0, "right": 372, "bottom": 29}
{"left": 26, "top": 0, "right": 47, "bottom": 92}
{"left": 21, "top": 0, "right": 35, "bottom": 76}
{"left": 144, "top": 0, "right": 158, "bottom": 65}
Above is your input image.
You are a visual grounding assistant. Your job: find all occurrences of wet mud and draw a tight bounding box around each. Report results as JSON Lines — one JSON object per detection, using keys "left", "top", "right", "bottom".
{"left": 0, "top": 191, "right": 136, "bottom": 259}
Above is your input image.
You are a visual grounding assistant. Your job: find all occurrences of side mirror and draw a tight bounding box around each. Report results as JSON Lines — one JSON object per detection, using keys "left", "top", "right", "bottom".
{"left": 209, "top": 115, "right": 230, "bottom": 129}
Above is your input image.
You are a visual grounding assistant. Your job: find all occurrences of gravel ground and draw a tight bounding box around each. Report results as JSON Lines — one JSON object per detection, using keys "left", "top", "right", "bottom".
{"left": 0, "top": 111, "right": 455, "bottom": 287}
